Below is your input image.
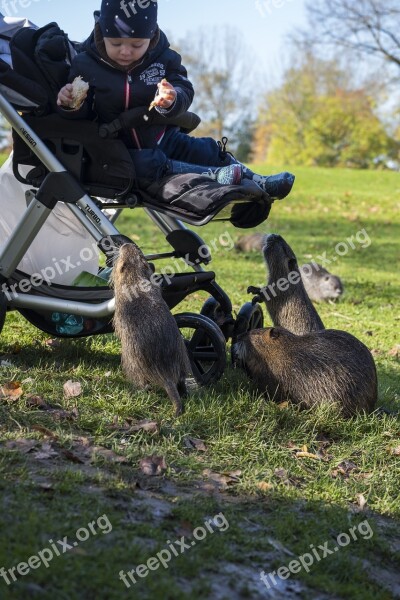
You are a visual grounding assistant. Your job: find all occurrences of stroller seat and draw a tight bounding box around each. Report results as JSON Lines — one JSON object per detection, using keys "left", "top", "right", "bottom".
{"left": 3, "top": 22, "right": 273, "bottom": 229}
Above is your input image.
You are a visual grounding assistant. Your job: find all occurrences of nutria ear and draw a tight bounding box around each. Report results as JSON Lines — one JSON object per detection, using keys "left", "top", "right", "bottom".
{"left": 269, "top": 327, "right": 280, "bottom": 339}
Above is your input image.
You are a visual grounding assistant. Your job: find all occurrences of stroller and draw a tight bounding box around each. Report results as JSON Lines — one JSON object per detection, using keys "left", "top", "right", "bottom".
{"left": 0, "top": 21, "right": 272, "bottom": 387}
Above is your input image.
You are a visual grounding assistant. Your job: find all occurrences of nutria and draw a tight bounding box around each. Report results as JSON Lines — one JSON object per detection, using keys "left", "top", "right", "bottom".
{"left": 234, "top": 326, "right": 377, "bottom": 417}
{"left": 235, "top": 233, "right": 266, "bottom": 253}
{"left": 300, "top": 263, "right": 344, "bottom": 302}
{"left": 248, "top": 234, "right": 324, "bottom": 335}
{"left": 111, "top": 243, "right": 191, "bottom": 416}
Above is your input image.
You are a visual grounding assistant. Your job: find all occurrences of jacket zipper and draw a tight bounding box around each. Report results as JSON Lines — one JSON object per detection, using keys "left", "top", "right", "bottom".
{"left": 125, "top": 72, "right": 142, "bottom": 149}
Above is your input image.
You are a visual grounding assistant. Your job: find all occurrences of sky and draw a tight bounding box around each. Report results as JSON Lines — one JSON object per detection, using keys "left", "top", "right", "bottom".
{"left": 0, "top": 0, "right": 307, "bottom": 83}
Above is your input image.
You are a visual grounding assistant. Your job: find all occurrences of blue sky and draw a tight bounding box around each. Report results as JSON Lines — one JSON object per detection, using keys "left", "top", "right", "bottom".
{"left": 1, "top": 0, "right": 306, "bottom": 81}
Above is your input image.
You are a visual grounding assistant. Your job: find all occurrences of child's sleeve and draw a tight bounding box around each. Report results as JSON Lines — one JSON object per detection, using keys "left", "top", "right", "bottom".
{"left": 155, "top": 51, "right": 194, "bottom": 118}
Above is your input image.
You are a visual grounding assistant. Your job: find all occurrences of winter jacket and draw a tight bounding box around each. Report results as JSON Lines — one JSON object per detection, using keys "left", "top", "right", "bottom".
{"left": 60, "top": 28, "right": 194, "bottom": 149}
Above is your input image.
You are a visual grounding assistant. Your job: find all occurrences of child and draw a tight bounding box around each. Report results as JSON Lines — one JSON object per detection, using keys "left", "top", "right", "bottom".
{"left": 57, "top": 0, "right": 295, "bottom": 197}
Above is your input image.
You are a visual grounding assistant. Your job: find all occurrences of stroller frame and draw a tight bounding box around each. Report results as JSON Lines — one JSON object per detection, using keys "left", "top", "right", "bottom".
{"left": 0, "top": 92, "right": 265, "bottom": 386}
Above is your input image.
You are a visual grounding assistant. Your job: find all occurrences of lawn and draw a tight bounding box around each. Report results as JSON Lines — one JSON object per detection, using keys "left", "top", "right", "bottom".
{"left": 0, "top": 161, "right": 399, "bottom": 600}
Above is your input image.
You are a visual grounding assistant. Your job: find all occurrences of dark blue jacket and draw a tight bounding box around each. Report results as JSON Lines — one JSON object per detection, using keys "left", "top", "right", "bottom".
{"left": 61, "top": 29, "right": 194, "bottom": 149}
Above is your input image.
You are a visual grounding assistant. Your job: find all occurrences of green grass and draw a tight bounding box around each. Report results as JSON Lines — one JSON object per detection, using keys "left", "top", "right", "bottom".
{"left": 0, "top": 162, "right": 399, "bottom": 599}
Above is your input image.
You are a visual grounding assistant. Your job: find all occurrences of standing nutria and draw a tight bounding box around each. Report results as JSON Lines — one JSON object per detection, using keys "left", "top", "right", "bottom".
{"left": 300, "top": 263, "right": 344, "bottom": 302}
{"left": 248, "top": 234, "right": 324, "bottom": 335}
{"left": 235, "top": 233, "right": 266, "bottom": 253}
{"left": 111, "top": 243, "right": 191, "bottom": 416}
{"left": 233, "top": 327, "right": 377, "bottom": 417}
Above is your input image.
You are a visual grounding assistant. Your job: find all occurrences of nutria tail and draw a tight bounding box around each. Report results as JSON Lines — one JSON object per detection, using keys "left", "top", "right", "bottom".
{"left": 164, "top": 381, "right": 184, "bottom": 416}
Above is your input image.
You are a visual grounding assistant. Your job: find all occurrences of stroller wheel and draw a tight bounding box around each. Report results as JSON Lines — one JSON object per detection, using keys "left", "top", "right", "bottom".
{"left": 231, "top": 302, "right": 264, "bottom": 364}
{"left": 200, "top": 297, "right": 234, "bottom": 341}
{"left": 175, "top": 313, "right": 226, "bottom": 386}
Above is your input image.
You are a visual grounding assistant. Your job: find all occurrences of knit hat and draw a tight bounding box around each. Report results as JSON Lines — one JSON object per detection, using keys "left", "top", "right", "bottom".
{"left": 99, "top": 0, "right": 158, "bottom": 39}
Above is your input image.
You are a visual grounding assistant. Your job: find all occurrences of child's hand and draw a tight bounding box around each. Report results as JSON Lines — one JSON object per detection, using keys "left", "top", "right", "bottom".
{"left": 57, "top": 84, "right": 75, "bottom": 107}
{"left": 153, "top": 79, "right": 177, "bottom": 109}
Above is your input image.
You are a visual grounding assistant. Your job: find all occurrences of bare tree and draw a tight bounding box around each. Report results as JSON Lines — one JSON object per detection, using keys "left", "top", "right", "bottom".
{"left": 301, "top": 0, "right": 400, "bottom": 76}
{"left": 177, "top": 26, "right": 257, "bottom": 143}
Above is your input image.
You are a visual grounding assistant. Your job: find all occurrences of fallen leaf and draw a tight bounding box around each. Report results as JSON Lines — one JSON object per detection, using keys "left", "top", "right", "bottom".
{"left": 61, "top": 449, "right": 85, "bottom": 464}
{"left": 388, "top": 345, "right": 400, "bottom": 358}
{"left": 50, "top": 407, "right": 79, "bottom": 421}
{"left": 31, "top": 425, "right": 58, "bottom": 439}
{"left": 0, "top": 382, "right": 23, "bottom": 401}
{"left": 202, "top": 469, "right": 241, "bottom": 490}
{"left": 10, "top": 343, "right": 22, "bottom": 354}
{"left": 139, "top": 455, "right": 167, "bottom": 475}
{"left": 63, "top": 380, "right": 82, "bottom": 398}
{"left": 45, "top": 338, "right": 62, "bottom": 348}
{"left": 175, "top": 521, "right": 194, "bottom": 539}
{"left": 257, "top": 481, "right": 273, "bottom": 492}
{"left": 91, "top": 446, "right": 128, "bottom": 464}
{"left": 34, "top": 442, "right": 58, "bottom": 460}
{"left": 388, "top": 445, "right": 400, "bottom": 456}
{"left": 296, "top": 451, "right": 321, "bottom": 460}
{"left": 5, "top": 439, "right": 37, "bottom": 454}
{"left": 332, "top": 460, "right": 358, "bottom": 478}
{"left": 278, "top": 401, "right": 289, "bottom": 410}
{"left": 184, "top": 437, "right": 207, "bottom": 452}
{"left": 26, "top": 395, "right": 50, "bottom": 409}
{"left": 356, "top": 493, "right": 368, "bottom": 510}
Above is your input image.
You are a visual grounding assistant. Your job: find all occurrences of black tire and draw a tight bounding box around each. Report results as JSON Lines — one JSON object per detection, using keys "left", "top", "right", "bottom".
{"left": 175, "top": 312, "right": 226, "bottom": 386}
{"left": 231, "top": 302, "right": 264, "bottom": 364}
{"left": 200, "top": 297, "right": 234, "bottom": 341}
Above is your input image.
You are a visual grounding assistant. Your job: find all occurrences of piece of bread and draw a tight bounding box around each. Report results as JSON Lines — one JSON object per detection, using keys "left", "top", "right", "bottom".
{"left": 70, "top": 76, "right": 89, "bottom": 109}
{"left": 149, "top": 78, "right": 168, "bottom": 110}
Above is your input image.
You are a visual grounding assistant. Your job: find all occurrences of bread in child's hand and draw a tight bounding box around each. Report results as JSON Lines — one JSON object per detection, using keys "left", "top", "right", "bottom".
{"left": 149, "top": 78, "right": 168, "bottom": 110}
{"left": 70, "top": 76, "right": 89, "bottom": 109}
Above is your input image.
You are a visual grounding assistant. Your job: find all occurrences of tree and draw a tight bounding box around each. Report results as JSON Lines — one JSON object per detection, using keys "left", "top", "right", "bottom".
{"left": 301, "top": 0, "right": 400, "bottom": 78}
{"left": 177, "top": 26, "right": 257, "bottom": 148}
{"left": 255, "top": 52, "right": 397, "bottom": 168}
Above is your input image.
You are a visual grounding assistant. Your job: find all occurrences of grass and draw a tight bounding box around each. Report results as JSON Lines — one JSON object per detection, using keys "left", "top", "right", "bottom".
{"left": 0, "top": 161, "right": 399, "bottom": 599}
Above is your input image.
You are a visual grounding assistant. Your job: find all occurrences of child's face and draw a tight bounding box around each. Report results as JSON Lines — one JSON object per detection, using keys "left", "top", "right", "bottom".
{"left": 103, "top": 37, "right": 151, "bottom": 66}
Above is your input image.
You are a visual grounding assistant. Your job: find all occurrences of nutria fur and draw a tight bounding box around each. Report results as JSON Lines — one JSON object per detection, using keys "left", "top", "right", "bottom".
{"left": 300, "top": 263, "right": 344, "bottom": 302}
{"left": 111, "top": 243, "right": 191, "bottom": 416}
{"left": 234, "top": 326, "right": 377, "bottom": 417}
{"left": 235, "top": 233, "right": 266, "bottom": 253}
{"left": 250, "top": 234, "right": 324, "bottom": 335}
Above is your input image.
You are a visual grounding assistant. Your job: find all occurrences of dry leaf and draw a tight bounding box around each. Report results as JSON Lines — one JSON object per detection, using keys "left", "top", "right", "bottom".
{"left": 278, "top": 401, "right": 289, "bottom": 410}
{"left": 26, "top": 395, "right": 50, "bottom": 409}
{"left": 108, "top": 418, "right": 158, "bottom": 434}
{"left": 34, "top": 442, "right": 58, "bottom": 460}
{"left": 388, "top": 345, "right": 400, "bottom": 358}
{"left": 257, "top": 481, "right": 273, "bottom": 492}
{"left": 63, "top": 380, "right": 82, "bottom": 398}
{"left": 91, "top": 446, "right": 128, "bottom": 464}
{"left": 139, "top": 455, "right": 167, "bottom": 475}
{"left": 356, "top": 493, "right": 368, "bottom": 510}
{"left": 45, "top": 338, "right": 62, "bottom": 348}
{"left": 184, "top": 437, "right": 207, "bottom": 452}
{"left": 5, "top": 439, "right": 37, "bottom": 454}
{"left": 388, "top": 445, "right": 400, "bottom": 456}
{"left": 296, "top": 451, "right": 321, "bottom": 460}
{"left": 0, "top": 381, "right": 23, "bottom": 401}
{"left": 202, "top": 469, "right": 241, "bottom": 490}
{"left": 31, "top": 425, "right": 58, "bottom": 439}
{"left": 61, "top": 449, "right": 85, "bottom": 464}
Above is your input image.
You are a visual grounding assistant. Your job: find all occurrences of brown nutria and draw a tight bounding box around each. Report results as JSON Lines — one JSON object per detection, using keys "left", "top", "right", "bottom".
{"left": 233, "top": 326, "right": 377, "bottom": 417}
{"left": 111, "top": 243, "right": 191, "bottom": 416}
{"left": 248, "top": 234, "right": 324, "bottom": 335}
{"left": 300, "top": 263, "right": 344, "bottom": 302}
{"left": 235, "top": 233, "right": 266, "bottom": 253}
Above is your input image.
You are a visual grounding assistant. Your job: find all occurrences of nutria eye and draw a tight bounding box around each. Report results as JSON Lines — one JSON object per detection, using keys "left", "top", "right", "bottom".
{"left": 324, "top": 276, "right": 330, "bottom": 281}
